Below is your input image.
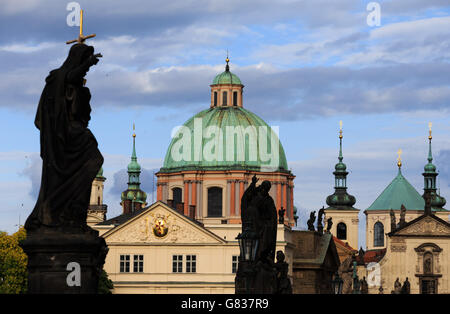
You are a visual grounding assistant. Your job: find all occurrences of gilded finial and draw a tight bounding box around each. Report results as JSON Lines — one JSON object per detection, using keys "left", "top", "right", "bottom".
{"left": 339, "top": 120, "right": 343, "bottom": 139}
{"left": 428, "top": 122, "right": 432, "bottom": 140}
{"left": 133, "top": 123, "right": 136, "bottom": 138}
{"left": 225, "top": 50, "right": 230, "bottom": 71}
{"left": 397, "top": 149, "right": 402, "bottom": 168}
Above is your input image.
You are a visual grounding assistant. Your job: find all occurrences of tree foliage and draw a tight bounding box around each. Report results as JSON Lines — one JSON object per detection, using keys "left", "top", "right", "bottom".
{"left": 98, "top": 269, "right": 114, "bottom": 294}
{"left": 0, "top": 227, "right": 28, "bottom": 294}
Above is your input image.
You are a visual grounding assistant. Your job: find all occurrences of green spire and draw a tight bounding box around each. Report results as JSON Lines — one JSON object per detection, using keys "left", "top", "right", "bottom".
{"left": 326, "top": 121, "right": 356, "bottom": 210}
{"left": 121, "top": 124, "right": 147, "bottom": 206}
{"left": 422, "top": 123, "right": 446, "bottom": 209}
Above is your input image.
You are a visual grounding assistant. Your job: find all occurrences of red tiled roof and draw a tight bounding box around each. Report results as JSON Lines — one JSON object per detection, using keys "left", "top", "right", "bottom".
{"left": 332, "top": 236, "right": 357, "bottom": 252}
{"left": 358, "top": 248, "right": 386, "bottom": 264}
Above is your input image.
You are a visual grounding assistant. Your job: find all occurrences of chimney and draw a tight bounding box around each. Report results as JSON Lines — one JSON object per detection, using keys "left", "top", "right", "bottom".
{"left": 189, "top": 205, "right": 196, "bottom": 220}
{"left": 176, "top": 202, "right": 184, "bottom": 215}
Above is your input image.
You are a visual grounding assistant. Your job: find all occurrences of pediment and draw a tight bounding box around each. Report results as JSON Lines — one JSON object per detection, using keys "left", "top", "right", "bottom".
{"left": 102, "top": 202, "right": 226, "bottom": 244}
{"left": 394, "top": 215, "right": 450, "bottom": 237}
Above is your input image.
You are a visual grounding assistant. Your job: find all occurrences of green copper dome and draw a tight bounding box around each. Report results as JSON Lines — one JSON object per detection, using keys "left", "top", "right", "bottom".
{"left": 212, "top": 70, "right": 242, "bottom": 85}
{"left": 160, "top": 107, "right": 289, "bottom": 173}
{"left": 367, "top": 168, "right": 425, "bottom": 211}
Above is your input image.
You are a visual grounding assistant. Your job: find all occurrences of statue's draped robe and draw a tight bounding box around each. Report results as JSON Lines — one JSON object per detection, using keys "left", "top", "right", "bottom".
{"left": 241, "top": 182, "right": 277, "bottom": 263}
{"left": 25, "top": 44, "right": 103, "bottom": 232}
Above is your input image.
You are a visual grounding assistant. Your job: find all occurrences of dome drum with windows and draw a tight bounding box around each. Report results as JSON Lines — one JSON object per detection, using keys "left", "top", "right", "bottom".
{"left": 156, "top": 58, "right": 296, "bottom": 226}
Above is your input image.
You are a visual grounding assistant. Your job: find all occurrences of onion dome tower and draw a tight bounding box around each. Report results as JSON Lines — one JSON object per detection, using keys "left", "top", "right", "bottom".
{"left": 156, "top": 56, "right": 295, "bottom": 226}
{"left": 324, "top": 121, "right": 359, "bottom": 249}
{"left": 422, "top": 123, "right": 446, "bottom": 211}
{"left": 121, "top": 125, "right": 147, "bottom": 214}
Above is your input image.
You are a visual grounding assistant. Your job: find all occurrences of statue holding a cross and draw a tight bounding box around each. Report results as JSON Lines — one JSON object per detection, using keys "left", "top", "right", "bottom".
{"left": 21, "top": 8, "right": 109, "bottom": 294}
{"left": 25, "top": 9, "right": 103, "bottom": 233}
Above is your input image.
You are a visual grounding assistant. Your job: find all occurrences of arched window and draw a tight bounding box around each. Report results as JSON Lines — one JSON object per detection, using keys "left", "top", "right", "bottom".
{"left": 374, "top": 222, "right": 384, "bottom": 247}
{"left": 172, "top": 187, "right": 182, "bottom": 209}
{"left": 336, "top": 222, "right": 347, "bottom": 240}
{"left": 207, "top": 187, "right": 223, "bottom": 217}
{"left": 214, "top": 91, "right": 217, "bottom": 106}
{"left": 98, "top": 196, "right": 101, "bottom": 205}
{"left": 222, "top": 91, "right": 228, "bottom": 106}
{"left": 233, "top": 91, "right": 238, "bottom": 106}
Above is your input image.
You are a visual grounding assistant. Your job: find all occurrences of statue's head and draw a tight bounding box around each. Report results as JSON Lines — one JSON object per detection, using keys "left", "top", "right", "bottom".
{"left": 260, "top": 180, "right": 271, "bottom": 194}
{"left": 62, "top": 43, "right": 94, "bottom": 69}
{"left": 276, "top": 250, "right": 285, "bottom": 262}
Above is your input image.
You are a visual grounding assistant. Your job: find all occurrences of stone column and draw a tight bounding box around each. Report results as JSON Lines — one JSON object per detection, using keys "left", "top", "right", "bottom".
{"left": 230, "top": 180, "right": 236, "bottom": 216}
{"left": 184, "top": 180, "right": 189, "bottom": 216}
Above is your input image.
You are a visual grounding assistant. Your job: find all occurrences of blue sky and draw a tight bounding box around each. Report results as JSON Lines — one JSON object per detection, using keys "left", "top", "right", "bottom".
{"left": 1, "top": 0, "right": 450, "bottom": 249}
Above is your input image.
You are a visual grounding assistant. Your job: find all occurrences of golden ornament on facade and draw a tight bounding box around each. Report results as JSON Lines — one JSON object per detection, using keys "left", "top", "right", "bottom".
{"left": 153, "top": 217, "right": 169, "bottom": 238}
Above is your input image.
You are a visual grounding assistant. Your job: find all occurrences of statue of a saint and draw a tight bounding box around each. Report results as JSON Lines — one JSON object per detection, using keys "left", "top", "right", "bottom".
{"left": 326, "top": 217, "right": 333, "bottom": 233}
{"left": 394, "top": 278, "right": 402, "bottom": 294}
{"left": 274, "top": 251, "right": 292, "bottom": 294}
{"left": 307, "top": 211, "right": 316, "bottom": 231}
{"left": 241, "top": 175, "right": 277, "bottom": 263}
{"left": 401, "top": 277, "right": 410, "bottom": 294}
{"left": 390, "top": 209, "right": 396, "bottom": 232}
{"left": 25, "top": 43, "right": 103, "bottom": 234}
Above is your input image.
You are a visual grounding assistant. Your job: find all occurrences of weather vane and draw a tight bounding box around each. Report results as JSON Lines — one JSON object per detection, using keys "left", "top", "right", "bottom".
{"left": 66, "top": 9, "right": 96, "bottom": 44}
{"left": 397, "top": 149, "right": 402, "bottom": 168}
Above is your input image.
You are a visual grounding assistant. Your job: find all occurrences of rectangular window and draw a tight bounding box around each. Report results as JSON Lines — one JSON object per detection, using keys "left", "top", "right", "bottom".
{"left": 222, "top": 91, "right": 228, "bottom": 106}
{"left": 232, "top": 255, "right": 239, "bottom": 273}
{"left": 233, "top": 91, "right": 238, "bottom": 106}
{"left": 172, "top": 255, "right": 183, "bottom": 273}
{"left": 186, "top": 255, "right": 197, "bottom": 273}
{"left": 133, "top": 255, "right": 144, "bottom": 273}
{"left": 120, "top": 255, "right": 130, "bottom": 273}
{"left": 214, "top": 91, "right": 217, "bottom": 106}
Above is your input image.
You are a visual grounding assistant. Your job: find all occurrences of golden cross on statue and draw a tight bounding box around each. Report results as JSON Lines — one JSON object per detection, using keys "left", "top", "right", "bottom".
{"left": 66, "top": 9, "right": 96, "bottom": 44}
{"left": 397, "top": 149, "right": 402, "bottom": 168}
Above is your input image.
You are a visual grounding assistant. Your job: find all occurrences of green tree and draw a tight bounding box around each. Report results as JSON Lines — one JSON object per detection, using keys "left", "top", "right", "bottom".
{"left": 0, "top": 227, "right": 28, "bottom": 294}
{"left": 98, "top": 269, "right": 114, "bottom": 294}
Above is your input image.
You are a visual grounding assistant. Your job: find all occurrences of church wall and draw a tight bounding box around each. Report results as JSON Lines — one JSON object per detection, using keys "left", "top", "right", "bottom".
{"left": 365, "top": 210, "right": 450, "bottom": 250}
{"left": 324, "top": 209, "right": 359, "bottom": 250}
{"left": 375, "top": 236, "right": 450, "bottom": 294}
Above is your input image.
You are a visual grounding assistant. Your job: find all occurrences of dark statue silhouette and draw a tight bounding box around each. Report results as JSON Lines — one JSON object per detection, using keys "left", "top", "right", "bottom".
{"left": 240, "top": 175, "right": 277, "bottom": 264}
{"left": 25, "top": 43, "right": 103, "bottom": 234}
{"left": 21, "top": 41, "right": 108, "bottom": 294}
{"left": 237, "top": 175, "right": 291, "bottom": 294}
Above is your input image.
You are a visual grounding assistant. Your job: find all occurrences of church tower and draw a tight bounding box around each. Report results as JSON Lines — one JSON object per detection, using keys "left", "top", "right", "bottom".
{"left": 324, "top": 121, "right": 359, "bottom": 249}
{"left": 87, "top": 167, "right": 108, "bottom": 226}
{"left": 423, "top": 123, "right": 446, "bottom": 211}
{"left": 121, "top": 125, "right": 147, "bottom": 214}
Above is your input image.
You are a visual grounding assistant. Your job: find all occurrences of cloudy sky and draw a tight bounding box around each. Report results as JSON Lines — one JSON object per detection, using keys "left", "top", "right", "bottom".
{"left": 1, "top": 0, "right": 450, "bottom": 248}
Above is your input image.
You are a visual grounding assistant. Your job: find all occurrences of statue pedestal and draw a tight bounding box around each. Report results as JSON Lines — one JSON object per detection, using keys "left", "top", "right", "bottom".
{"left": 21, "top": 231, "right": 108, "bottom": 294}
